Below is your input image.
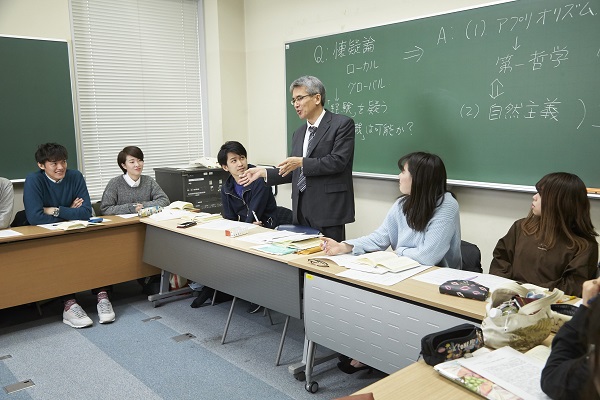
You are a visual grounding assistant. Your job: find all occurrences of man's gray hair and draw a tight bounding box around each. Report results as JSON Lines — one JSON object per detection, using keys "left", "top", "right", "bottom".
{"left": 290, "top": 76, "right": 326, "bottom": 106}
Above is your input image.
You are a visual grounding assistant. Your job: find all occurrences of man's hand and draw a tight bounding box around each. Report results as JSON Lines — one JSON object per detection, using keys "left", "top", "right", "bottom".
{"left": 582, "top": 279, "right": 600, "bottom": 307}
{"left": 277, "top": 157, "right": 303, "bottom": 177}
{"left": 70, "top": 198, "right": 84, "bottom": 208}
{"left": 239, "top": 167, "right": 266, "bottom": 186}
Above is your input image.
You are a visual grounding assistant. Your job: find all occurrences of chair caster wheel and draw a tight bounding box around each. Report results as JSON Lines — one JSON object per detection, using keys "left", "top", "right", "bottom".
{"left": 305, "top": 381, "right": 318, "bottom": 393}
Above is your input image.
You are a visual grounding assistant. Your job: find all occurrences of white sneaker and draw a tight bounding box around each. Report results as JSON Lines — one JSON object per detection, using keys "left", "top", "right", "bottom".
{"left": 63, "top": 304, "right": 93, "bottom": 328}
{"left": 97, "top": 299, "right": 116, "bottom": 324}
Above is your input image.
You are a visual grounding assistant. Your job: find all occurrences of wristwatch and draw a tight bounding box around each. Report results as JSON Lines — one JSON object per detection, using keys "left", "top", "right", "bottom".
{"left": 52, "top": 207, "right": 60, "bottom": 217}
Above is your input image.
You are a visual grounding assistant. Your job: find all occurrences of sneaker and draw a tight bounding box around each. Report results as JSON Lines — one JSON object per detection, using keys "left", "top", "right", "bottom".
{"left": 247, "top": 303, "right": 263, "bottom": 314}
{"left": 63, "top": 303, "right": 93, "bottom": 328}
{"left": 97, "top": 299, "right": 116, "bottom": 324}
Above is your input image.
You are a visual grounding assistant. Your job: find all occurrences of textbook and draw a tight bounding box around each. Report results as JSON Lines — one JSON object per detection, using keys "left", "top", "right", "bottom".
{"left": 356, "top": 251, "right": 420, "bottom": 273}
{"left": 434, "top": 345, "right": 551, "bottom": 400}
{"left": 56, "top": 220, "right": 92, "bottom": 230}
{"left": 434, "top": 358, "right": 521, "bottom": 399}
{"left": 286, "top": 237, "right": 322, "bottom": 250}
{"left": 167, "top": 201, "right": 195, "bottom": 210}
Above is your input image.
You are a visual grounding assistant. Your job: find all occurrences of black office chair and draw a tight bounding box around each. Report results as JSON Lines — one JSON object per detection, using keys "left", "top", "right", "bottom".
{"left": 275, "top": 205, "right": 293, "bottom": 226}
{"left": 460, "top": 240, "right": 482, "bottom": 273}
{"left": 10, "top": 210, "right": 28, "bottom": 227}
{"left": 92, "top": 201, "right": 102, "bottom": 217}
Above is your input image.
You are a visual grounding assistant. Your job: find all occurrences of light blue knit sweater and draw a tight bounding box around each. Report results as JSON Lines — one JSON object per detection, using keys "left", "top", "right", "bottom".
{"left": 346, "top": 192, "right": 462, "bottom": 268}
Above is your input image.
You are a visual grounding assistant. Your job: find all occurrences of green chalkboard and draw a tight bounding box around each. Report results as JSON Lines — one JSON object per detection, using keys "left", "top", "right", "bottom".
{"left": 285, "top": 0, "right": 600, "bottom": 188}
{"left": 0, "top": 36, "right": 78, "bottom": 180}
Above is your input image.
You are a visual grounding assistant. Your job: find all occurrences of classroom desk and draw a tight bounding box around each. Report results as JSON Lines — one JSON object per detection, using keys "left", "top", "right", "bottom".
{"left": 0, "top": 216, "right": 159, "bottom": 310}
{"left": 353, "top": 360, "right": 480, "bottom": 399}
{"left": 141, "top": 218, "right": 304, "bottom": 320}
{"left": 288, "top": 257, "right": 487, "bottom": 393}
{"left": 351, "top": 334, "right": 557, "bottom": 399}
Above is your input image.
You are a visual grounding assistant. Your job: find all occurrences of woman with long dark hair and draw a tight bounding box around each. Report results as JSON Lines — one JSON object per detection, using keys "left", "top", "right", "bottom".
{"left": 320, "top": 152, "right": 462, "bottom": 374}
{"left": 490, "top": 172, "right": 598, "bottom": 297}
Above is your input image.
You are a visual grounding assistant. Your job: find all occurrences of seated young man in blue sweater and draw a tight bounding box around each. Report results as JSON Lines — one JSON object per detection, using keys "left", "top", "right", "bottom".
{"left": 23, "top": 143, "right": 114, "bottom": 328}
{"left": 190, "top": 141, "right": 278, "bottom": 312}
{"left": 219, "top": 141, "right": 277, "bottom": 229}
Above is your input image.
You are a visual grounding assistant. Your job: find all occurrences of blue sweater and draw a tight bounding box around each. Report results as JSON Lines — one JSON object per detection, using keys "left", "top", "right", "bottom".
{"left": 221, "top": 165, "right": 278, "bottom": 229}
{"left": 346, "top": 192, "right": 462, "bottom": 268}
{"left": 23, "top": 169, "right": 92, "bottom": 225}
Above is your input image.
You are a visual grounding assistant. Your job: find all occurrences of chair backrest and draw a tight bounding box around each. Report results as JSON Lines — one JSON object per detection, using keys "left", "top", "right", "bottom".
{"left": 274, "top": 206, "right": 320, "bottom": 235}
{"left": 460, "top": 240, "right": 482, "bottom": 273}
{"left": 10, "top": 210, "right": 29, "bottom": 227}
{"left": 275, "top": 206, "right": 293, "bottom": 226}
{"left": 92, "top": 201, "right": 102, "bottom": 217}
{"left": 276, "top": 224, "right": 321, "bottom": 235}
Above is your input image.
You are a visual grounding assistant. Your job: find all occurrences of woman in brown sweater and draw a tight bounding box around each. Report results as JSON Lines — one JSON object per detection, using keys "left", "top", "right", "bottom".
{"left": 490, "top": 172, "right": 598, "bottom": 297}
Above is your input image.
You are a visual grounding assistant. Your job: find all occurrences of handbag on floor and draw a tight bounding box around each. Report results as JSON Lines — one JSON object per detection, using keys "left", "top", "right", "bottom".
{"left": 420, "top": 323, "right": 484, "bottom": 366}
{"left": 481, "top": 282, "right": 563, "bottom": 351}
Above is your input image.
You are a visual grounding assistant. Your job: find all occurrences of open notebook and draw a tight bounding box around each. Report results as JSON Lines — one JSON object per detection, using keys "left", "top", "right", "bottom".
{"left": 356, "top": 251, "right": 420, "bottom": 273}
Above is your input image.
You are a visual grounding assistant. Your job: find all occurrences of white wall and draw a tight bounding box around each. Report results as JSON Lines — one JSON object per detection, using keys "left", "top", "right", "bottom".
{"left": 2, "top": 0, "right": 598, "bottom": 271}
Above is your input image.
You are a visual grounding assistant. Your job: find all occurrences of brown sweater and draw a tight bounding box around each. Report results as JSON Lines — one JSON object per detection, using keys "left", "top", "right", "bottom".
{"left": 490, "top": 219, "right": 598, "bottom": 297}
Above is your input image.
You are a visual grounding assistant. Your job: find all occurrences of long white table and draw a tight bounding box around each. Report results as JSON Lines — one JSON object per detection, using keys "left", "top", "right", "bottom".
{"left": 141, "top": 219, "right": 303, "bottom": 319}
{"left": 289, "top": 258, "right": 486, "bottom": 393}
{"left": 1, "top": 216, "right": 159, "bottom": 310}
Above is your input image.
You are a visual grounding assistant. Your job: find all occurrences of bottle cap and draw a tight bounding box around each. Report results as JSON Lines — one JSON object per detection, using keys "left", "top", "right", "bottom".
{"left": 488, "top": 308, "right": 502, "bottom": 318}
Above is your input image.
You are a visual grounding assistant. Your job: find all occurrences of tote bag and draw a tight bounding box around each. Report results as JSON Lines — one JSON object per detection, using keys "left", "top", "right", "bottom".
{"left": 481, "top": 282, "right": 563, "bottom": 351}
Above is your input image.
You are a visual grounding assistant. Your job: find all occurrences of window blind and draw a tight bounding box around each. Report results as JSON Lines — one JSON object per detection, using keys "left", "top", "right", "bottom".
{"left": 70, "top": 0, "right": 205, "bottom": 199}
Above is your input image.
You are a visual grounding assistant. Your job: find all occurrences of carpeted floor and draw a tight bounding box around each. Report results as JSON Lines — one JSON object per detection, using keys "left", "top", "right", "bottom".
{"left": 0, "top": 282, "right": 386, "bottom": 399}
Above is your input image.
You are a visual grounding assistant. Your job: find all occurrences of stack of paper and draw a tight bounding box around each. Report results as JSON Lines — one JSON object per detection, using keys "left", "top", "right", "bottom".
{"left": 250, "top": 232, "right": 322, "bottom": 256}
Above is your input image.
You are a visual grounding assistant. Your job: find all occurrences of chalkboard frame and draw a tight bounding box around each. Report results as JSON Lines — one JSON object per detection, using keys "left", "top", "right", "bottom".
{"left": 284, "top": 0, "right": 600, "bottom": 192}
{"left": 0, "top": 35, "right": 78, "bottom": 181}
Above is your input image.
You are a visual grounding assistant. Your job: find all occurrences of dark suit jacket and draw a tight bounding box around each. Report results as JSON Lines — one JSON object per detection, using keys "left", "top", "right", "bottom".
{"left": 267, "top": 110, "right": 355, "bottom": 228}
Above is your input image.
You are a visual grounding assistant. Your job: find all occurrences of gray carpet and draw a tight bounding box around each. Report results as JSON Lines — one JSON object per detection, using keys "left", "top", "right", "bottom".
{"left": 0, "top": 282, "right": 385, "bottom": 399}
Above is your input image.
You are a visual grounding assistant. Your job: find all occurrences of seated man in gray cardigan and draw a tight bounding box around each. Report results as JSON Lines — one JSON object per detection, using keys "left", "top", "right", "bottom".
{"left": 100, "top": 146, "right": 169, "bottom": 215}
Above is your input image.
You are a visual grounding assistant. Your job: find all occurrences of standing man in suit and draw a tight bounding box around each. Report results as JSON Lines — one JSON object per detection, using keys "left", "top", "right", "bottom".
{"left": 240, "top": 75, "right": 355, "bottom": 241}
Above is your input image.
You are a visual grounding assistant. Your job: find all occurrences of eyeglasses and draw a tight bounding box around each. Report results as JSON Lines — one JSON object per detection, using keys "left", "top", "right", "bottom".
{"left": 290, "top": 94, "right": 314, "bottom": 105}
{"left": 308, "top": 258, "right": 329, "bottom": 267}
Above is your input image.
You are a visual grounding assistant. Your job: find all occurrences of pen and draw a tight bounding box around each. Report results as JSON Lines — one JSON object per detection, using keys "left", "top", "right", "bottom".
{"left": 252, "top": 210, "right": 259, "bottom": 223}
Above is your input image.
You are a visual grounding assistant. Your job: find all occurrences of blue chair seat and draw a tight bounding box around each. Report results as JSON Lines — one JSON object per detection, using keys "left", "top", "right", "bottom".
{"left": 275, "top": 224, "right": 320, "bottom": 235}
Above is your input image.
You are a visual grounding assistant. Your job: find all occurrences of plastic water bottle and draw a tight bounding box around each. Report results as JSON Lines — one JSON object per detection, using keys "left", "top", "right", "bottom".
{"left": 489, "top": 300, "right": 519, "bottom": 318}
{"left": 138, "top": 206, "right": 163, "bottom": 217}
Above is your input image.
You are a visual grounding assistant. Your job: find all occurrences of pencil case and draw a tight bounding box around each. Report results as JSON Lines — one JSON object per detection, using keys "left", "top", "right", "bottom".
{"left": 420, "top": 323, "right": 484, "bottom": 366}
{"left": 439, "top": 280, "right": 489, "bottom": 301}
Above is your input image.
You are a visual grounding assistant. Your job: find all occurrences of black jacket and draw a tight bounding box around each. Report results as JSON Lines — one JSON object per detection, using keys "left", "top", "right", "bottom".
{"left": 541, "top": 305, "right": 598, "bottom": 400}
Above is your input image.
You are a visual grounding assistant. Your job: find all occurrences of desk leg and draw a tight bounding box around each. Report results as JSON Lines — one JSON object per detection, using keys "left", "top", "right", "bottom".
{"left": 288, "top": 336, "right": 337, "bottom": 381}
{"left": 147, "top": 270, "right": 193, "bottom": 307}
{"left": 304, "top": 340, "right": 319, "bottom": 393}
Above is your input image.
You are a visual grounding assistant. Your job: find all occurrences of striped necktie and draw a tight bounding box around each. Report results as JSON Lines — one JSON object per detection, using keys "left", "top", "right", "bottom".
{"left": 297, "top": 125, "right": 317, "bottom": 193}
